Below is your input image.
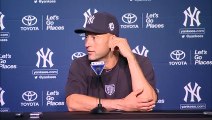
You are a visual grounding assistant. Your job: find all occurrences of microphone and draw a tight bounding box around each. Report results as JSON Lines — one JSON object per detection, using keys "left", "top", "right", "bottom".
{"left": 90, "top": 61, "right": 107, "bottom": 114}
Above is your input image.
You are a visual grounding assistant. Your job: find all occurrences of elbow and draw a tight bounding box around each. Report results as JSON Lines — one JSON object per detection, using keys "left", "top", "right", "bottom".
{"left": 67, "top": 106, "right": 74, "bottom": 112}
{"left": 66, "top": 95, "right": 78, "bottom": 111}
{"left": 153, "top": 90, "right": 158, "bottom": 103}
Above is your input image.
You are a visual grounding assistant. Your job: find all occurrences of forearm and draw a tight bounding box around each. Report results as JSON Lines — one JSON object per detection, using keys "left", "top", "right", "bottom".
{"left": 127, "top": 55, "right": 157, "bottom": 101}
{"left": 66, "top": 94, "right": 126, "bottom": 111}
{"left": 66, "top": 94, "right": 98, "bottom": 111}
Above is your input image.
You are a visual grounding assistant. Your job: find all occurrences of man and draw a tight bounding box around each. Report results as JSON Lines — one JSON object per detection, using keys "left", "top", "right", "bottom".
{"left": 65, "top": 12, "right": 157, "bottom": 112}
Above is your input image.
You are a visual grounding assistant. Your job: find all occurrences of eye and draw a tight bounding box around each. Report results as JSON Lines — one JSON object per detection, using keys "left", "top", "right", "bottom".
{"left": 85, "top": 35, "right": 88, "bottom": 38}
{"left": 92, "top": 36, "right": 96, "bottom": 40}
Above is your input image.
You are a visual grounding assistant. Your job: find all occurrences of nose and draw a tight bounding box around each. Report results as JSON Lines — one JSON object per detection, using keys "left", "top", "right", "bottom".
{"left": 85, "top": 35, "right": 93, "bottom": 48}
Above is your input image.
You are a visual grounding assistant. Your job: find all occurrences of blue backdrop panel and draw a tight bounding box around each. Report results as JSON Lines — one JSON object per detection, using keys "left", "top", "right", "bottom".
{"left": 0, "top": 0, "right": 211, "bottom": 112}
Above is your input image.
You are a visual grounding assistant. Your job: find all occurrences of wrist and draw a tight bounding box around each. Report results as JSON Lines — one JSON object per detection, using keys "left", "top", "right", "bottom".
{"left": 101, "top": 98, "right": 125, "bottom": 111}
{"left": 116, "top": 98, "right": 125, "bottom": 111}
{"left": 126, "top": 53, "right": 136, "bottom": 62}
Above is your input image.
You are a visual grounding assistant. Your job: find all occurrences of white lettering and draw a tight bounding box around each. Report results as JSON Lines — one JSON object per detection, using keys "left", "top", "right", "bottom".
{"left": 46, "top": 101, "right": 64, "bottom": 106}
{"left": 0, "top": 64, "right": 17, "bottom": 69}
{"left": 146, "top": 23, "right": 164, "bottom": 28}
{"left": 120, "top": 25, "right": 139, "bottom": 28}
{"left": 20, "top": 27, "right": 39, "bottom": 31}
{"left": 21, "top": 102, "right": 39, "bottom": 106}
{"left": 169, "top": 61, "right": 188, "bottom": 65}
{"left": 46, "top": 26, "right": 64, "bottom": 30}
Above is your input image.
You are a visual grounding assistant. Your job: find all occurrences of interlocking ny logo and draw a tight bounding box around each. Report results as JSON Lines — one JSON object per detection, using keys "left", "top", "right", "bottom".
{"left": 36, "top": 48, "right": 54, "bottom": 68}
{"left": 0, "top": 87, "right": 5, "bottom": 106}
{"left": 132, "top": 45, "right": 149, "bottom": 57}
{"left": 83, "top": 9, "right": 98, "bottom": 28}
{"left": 184, "top": 82, "right": 201, "bottom": 102}
{"left": 183, "top": 7, "right": 201, "bottom": 27}
{"left": 0, "top": 12, "right": 5, "bottom": 30}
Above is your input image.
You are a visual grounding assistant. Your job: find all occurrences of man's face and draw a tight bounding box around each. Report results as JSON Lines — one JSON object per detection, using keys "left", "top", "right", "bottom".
{"left": 85, "top": 32, "right": 112, "bottom": 61}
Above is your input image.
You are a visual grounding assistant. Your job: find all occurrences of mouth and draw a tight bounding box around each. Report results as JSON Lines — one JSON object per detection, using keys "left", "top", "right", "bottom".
{"left": 87, "top": 51, "right": 95, "bottom": 55}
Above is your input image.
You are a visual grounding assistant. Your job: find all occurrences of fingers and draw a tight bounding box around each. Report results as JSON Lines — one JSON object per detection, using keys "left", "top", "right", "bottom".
{"left": 138, "top": 104, "right": 156, "bottom": 111}
{"left": 109, "top": 36, "right": 120, "bottom": 52}
{"left": 123, "top": 91, "right": 156, "bottom": 112}
{"left": 109, "top": 37, "right": 128, "bottom": 51}
{"left": 136, "top": 98, "right": 156, "bottom": 111}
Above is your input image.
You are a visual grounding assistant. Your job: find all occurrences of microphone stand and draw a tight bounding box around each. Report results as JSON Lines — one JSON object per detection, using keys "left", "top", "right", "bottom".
{"left": 90, "top": 75, "right": 107, "bottom": 114}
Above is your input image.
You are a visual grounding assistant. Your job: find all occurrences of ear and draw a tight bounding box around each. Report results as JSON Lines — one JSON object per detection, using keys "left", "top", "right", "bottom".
{"left": 108, "top": 34, "right": 115, "bottom": 50}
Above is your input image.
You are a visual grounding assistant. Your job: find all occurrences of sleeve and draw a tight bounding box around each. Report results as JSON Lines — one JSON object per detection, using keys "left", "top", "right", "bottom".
{"left": 65, "top": 59, "right": 88, "bottom": 98}
{"left": 136, "top": 55, "right": 156, "bottom": 90}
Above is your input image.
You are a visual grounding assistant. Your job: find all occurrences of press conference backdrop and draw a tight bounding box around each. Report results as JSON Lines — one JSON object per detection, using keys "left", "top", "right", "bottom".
{"left": 0, "top": 0, "right": 211, "bottom": 112}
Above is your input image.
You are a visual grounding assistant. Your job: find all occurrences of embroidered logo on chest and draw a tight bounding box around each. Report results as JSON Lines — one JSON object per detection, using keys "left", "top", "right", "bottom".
{"left": 105, "top": 84, "right": 115, "bottom": 96}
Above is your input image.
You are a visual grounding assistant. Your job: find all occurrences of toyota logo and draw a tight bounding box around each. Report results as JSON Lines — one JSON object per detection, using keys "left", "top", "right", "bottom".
{"left": 170, "top": 50, "right": 186, "bottom": 61}
{"left": 72, "top": 52, "right": 86, "bottom": 60}
{"left": 22, "top": 91, "right": 37, "bottom": 102}
{"left": 122, "top": 13, "right": 137, "bottom": 24}
{"left": 22, "top": 15, "right": 37, "bottom": 26}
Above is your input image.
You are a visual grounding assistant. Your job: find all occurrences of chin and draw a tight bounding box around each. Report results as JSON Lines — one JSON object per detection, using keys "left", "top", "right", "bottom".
{"left": 88, "top": 56, "right": 96, "bottom": 61}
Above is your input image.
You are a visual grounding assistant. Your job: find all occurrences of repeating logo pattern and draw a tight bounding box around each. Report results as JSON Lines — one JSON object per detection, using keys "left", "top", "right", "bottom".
{"left": 0, "top": 87, "right": 5, "bottom": 106}
{"left": 72, "top": 52, "right": 86, "bottom": 60}
{"left": 32, "top": 48, "right": 58, "bottom": 79}
{"left": 0, "top": 12, "right": 5, "bottom": 30}
{"left": 183, "top": 7, "right": 201, "bottom": 27}
{"left": 184, "top": 82, "right": 201, "bottom": 102}
{"left": 122, "top": 13, "right": 137, "bottom": 24}
{"left": 0, "top": 12, "right": 10, "bottom": 42}
{"left": 0, "top": 53, "right": 17, "bottom": 69}
{"left": 145, "top": 13, "right": 164, "bottom": 28}
{"left": 1, "top": 1, "right": 211, "bottom": 112}
{"left": 22, "top": 15, "right": 37, "bottom": 26}
{"left": 179, "top": 6, "right": 205, "bottom": 39}
{"left": 21, "top": 91, "right": 39, "bottom": 107}
{"left": 121, "top": 13, "right": 139, "bottom": 29}
{"left": 170, "top": 50, "right": 186, "bottom": 61}
{"left": 180, "top": 82, "right": 206, "bottom": 110}
{"left": 22, "top": 91, "right": 38, "bottom": 102}
{"left": 132, "top": 45, "right": 149, "bottom": 57}
{"left": 36, "top": 48, "right": 54, "bottom": 68}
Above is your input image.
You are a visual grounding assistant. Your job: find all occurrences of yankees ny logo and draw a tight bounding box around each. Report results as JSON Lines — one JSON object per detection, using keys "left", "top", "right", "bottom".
{"left": 184, "top": 82, "right": 201, "bottom": 102}
{"left": 83, "top": 9, "right": 98, "bottom": 28}
{"left": 0, "top": 87, "right": 5, "bottom": 106}
{"left": 0, "top": 12, "right": 5, "bottom": 30}
{"left": 183, "top": 7, "right": 201, "bottom": 27}
{"left": 36, "top": 48, "right": 54, "bottom": 68}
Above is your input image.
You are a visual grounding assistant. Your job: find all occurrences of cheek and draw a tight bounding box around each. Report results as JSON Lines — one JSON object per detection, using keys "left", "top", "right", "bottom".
{"left": 96, "top": 42, "right": 110, "bottom": 54}
{"left": 96, "top": 39, "right": 109, "bottom": 48}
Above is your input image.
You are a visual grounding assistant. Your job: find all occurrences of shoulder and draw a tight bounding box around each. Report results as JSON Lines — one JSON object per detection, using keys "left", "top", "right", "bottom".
{"left": 119, "top": 53, "right": 150, "bottom": 64}
{"left": 134, "top": 54, "right": 150, "bottom": 63}
{"left": 73, "top": 55, "right": 89, "bottom": 62}
{"left": 133, "top": 53, "right": 154, "bottom": 69}
{"left": 71, "top": 55, "right": 90, "bottom": 68}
